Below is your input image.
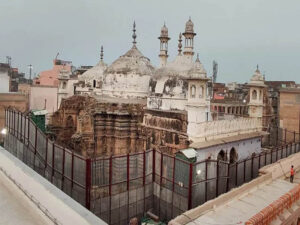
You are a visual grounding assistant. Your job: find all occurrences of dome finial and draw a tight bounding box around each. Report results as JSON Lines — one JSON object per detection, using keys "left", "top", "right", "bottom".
{"left": 255, "top": 64, "right": 260, "bottom": 73}
{"left": 178, "top": 33, "right": 182, "bottom": 55}
{"left": 100, "top": 45, "right": 104, "bottom": 61}
{"left": 132, "top": 21, "right": 137, "bottom": 46}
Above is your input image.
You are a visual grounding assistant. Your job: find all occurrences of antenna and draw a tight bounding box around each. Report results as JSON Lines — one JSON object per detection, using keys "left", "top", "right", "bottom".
{"left": 6, "top": 56, "right": 11, "bottom": 66}
{"left": 55, "top": 52, "right": 59, "bottom": 60}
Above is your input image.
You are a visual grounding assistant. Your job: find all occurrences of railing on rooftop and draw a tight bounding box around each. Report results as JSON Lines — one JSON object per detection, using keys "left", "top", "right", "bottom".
{"left": 3, "top": 108, "right": 300, "bottom": 224}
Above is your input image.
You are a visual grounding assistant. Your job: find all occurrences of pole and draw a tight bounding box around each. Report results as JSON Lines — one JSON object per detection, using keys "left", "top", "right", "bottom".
{"left": 85, "top": 158, "right": 91, "bottom": 210}
{"left": 205, "top": 160, "right": 208, "bottom": 201}
{"left": 188, "top": 162, "right": 193, "bottom": 210}
{"left": 216, "top": 160, "right": 219, "bottom": 197}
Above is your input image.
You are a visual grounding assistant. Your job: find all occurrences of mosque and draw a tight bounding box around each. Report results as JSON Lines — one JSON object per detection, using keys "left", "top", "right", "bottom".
{"left": 51, "top": 18, "right": 266, "bottom": 163}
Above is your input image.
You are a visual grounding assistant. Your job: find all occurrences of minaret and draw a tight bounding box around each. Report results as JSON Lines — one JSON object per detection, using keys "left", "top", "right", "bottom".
{"left": 178, "top": 33, "right": 182, "bottom": 55}
{"left": 158, "top": 23, "right": 170, "bottom": 67}
{"left": 100, "top": 45, "right": 104, "bottom": 61}
{"left": 132, "top": 21, "right": 137, "bottom": 47}
{"left": 183, "top": 17, "right": 196, "bottom": 60}
{"left": 247, "top": 65, "right": 266, "bottom": 127}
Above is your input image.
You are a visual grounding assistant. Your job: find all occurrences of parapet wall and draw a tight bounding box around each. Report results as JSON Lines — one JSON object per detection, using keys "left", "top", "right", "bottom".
{"left": 188, "top": 117, "right": 262, "bottom": 142}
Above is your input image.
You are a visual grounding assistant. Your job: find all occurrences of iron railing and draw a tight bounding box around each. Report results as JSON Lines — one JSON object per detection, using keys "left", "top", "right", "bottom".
{"left": 3, "top": 108, "right": 300, "bottom": 224}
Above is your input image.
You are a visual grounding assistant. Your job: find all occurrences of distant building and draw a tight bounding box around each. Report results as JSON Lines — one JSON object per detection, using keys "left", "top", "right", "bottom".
{"left": 57, "top": 69, "right": 78, "bottom": 107}
{"left": 29, "top": 85, "right": 58, "bottom": 123}
{"left": 279, "top": 88, "right": 300, "bottom": 142}
{"left": 0, "top": 93, "right": 28, "bottom": 142}
{"left": 34, "top": 59, "right": 73, "bottom": 86}
{"left": 0, "top": 63, "right": 10, "bottom": 93}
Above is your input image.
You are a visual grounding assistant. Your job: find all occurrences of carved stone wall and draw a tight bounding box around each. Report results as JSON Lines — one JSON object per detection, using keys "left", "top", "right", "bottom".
{"left": 49, "top": 95, "right": 145, "bottom": 157}
{"left": 142, "top": 109, "right": 189, "bottom": 154}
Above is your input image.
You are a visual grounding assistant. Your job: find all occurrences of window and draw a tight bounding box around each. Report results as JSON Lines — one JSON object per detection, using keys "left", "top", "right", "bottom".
{"left": 199, "top": 86, "right": 204, "bottom": 98}
{"left": 62, "top": 81, "right": 66, "bottom": 89}
{"left": 259, "top": 90, "right": 262, "bottom": 100}
{"left": 93, "top": 80, "right": 96, "bottom": 88}
{"left": 252, "top": 90, "right": 257, "bottom": 100}
{"left": 230, "top": 148, "right": 238, "bottom": 163}
{"left": 190, "top": 85, "right": 196, "bottom": 98}
{"left": 217, "top": 150, "right": 227, "bottom": 161}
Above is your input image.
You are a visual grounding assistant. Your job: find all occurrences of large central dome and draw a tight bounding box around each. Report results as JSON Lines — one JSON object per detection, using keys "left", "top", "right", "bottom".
{"left": 101, "top": 22, "right": 155, "bottom": 99}
{"left": 106, "top": 45, "right": 155, "bottom": 75}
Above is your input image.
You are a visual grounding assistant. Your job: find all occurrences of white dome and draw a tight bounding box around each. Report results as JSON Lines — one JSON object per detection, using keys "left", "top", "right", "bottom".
{"left": 79, "top": 60, "right": 107, "bottom": 87}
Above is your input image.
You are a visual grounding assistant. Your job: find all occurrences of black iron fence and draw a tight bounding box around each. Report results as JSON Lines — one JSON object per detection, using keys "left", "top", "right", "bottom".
{"left": 4, "top": 109, "right": 300, "bottom": 224}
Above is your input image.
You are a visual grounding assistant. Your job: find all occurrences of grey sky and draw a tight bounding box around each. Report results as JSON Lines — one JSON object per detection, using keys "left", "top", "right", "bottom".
{"left": 1, "top": 0, "right": 300, "bottom": 83}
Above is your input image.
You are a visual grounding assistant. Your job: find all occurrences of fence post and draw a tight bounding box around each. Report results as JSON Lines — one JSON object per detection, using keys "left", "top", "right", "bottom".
{"left": 109, "top": 156, "right": 112, "bottom": 225}
{"left": 188, "top": 162, "right": 193, "bottom": 210}
{"left": 51, "top": 143, "right": 55, "bottom": 183}
{"left": 143, "top": 151, "right": 146, "bottom": 186}
{"left": 71, "top": 152, "right": 74, "bottom": 189}
{"left": 276, "top": 127, "right": 278, "bottom": 146}
{"left": 33, "top": 125, "right": 37, "bottom": 170}
{"left": 152, "top": 150, "right": 155, "bottom": 182}
{"left": 285, "top": 129, "right": 287, "bottom": 143}
{"left": 243, "top": 160, "right": 246, "bottom": 182}
{"left": 226, "top": 162, "right": 230, "bottom": 192}
{"left": 216, "top": 160, "right": 219, "bottom": 197}
{"left": 44, "top": 138, "right": 48, "bottom": 172}
{"left": 235, "top": 162, "right": 238, "bottom": 186}
{"left": 61, "top": 148, "right": 65, "bottom": 191}
{"left": 127, "top": 153, "right": 130, "bottom": 191}
{"left": 251, "top": 157, "right": 254, "bottom": 179}
{"left": 20, "top": 112, "right": 22, "bottom": 141}
{"left": 27, "top": 116, "right": 30, "bottom": 146}
{"left": 85, "top": 158, "right": 91, "bottom": 210}
{"left": 205, "top": 160, "right": 208, "bottom": 202}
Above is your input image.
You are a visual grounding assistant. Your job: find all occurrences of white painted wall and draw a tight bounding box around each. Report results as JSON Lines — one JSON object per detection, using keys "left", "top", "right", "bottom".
{"left": 196, "top": 137, "right": 262, "bottom": 162}
{"left": 0, "top": 70, "right": 10, "bottom": 93}
{"left": 30, "top": 85, "right": 58, "bottom": 123}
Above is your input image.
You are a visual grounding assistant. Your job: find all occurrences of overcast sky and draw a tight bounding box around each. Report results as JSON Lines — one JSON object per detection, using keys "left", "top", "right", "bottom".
{"left": 1, "top": 0, "right": 300, "bottom": 83}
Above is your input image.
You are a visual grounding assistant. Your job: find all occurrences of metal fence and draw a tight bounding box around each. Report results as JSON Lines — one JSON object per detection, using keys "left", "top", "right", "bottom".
{"left": 4, "top": 109, "right": 300, "bottom": 224}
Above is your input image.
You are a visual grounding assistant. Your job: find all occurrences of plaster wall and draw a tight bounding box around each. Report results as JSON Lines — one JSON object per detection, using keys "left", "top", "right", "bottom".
{"left": 102, "top": 73, "right": 150, "bottom": 98}
{"left": 0, "top": 70, "right": 10, "bottom": 93}
{"left": 195, "top": 137, "right": 261, "bottom": 161}
{"left": 30, "top": 85, "right": 58, "bottom": 123}
{"left": 58, "top": 79, "right": 76, "bottom": 108}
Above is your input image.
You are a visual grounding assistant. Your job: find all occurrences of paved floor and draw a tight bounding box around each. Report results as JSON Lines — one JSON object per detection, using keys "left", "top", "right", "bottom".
{"left": 0, "top": 170, "right": 53, "bottom": 225}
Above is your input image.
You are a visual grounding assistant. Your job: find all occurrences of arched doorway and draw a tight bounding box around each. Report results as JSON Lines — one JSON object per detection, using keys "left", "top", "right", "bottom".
{"left": 229, "top": 147, "right": 238, "bottom": 163}
{"left": 217, "top": 150, "right": 227, "bottom": 161}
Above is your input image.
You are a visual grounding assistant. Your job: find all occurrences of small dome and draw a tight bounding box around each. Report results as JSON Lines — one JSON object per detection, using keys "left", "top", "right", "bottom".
{"left": 79, "top": 60, "right": 107, "bottom": 84}
{"left": 249, "top": 66, "right": 266, "bottom": 87}
{"left": 185, "top": 17, "right": 194, "bottom": 33}
{"left": 106, "top": 45, "right": 155, "bottom": 75}
{"left": 187, "top": 55, "right": 207, "bottom": 78}
{"left": 160, "top": 23, "right": 168, "bottom": 37}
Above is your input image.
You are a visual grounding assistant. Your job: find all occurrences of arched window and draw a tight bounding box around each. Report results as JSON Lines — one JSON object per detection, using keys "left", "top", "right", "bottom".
{"left": 252, "top": 90, "right": 257, "bottom": 100}
{"left": 62, "top": 81, "right": 66, "bottom": 89}
{"left": 199, "top": 86, "right": 204, "bottom": 98}
{"left": 93, "top": 80, "right": 96, "bottom": 88}
{"left": 190, "top": 85, "right": 196, "bottom": 98}
{"left": 229, "top": 148, "right": 238, "bottom": 163}
{"left": 217, "top": 150, "right": 227, "bottom": 161}
{"left": 259, "top": 90, "right": 262, "bottom": 100}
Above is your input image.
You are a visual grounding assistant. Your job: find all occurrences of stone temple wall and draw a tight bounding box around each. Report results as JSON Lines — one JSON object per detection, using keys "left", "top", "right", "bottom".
{"left": 143, "top": 109, "right": 189, "bottom": 154}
